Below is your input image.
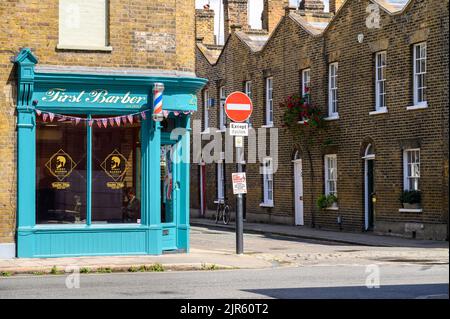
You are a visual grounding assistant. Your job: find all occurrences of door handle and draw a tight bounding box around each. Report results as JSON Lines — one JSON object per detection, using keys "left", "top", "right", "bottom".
{"left": 299, "top": 196, "right": 303, "bottom": 201}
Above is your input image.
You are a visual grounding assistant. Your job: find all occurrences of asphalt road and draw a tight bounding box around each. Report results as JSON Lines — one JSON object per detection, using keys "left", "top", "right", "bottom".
{"left": 0, "top": 264, "right": 448, "bottom": 299}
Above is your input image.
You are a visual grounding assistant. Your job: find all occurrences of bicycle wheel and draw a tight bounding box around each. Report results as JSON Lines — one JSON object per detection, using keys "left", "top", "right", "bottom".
{"left": 215, "top": 205, "right": 221, "bottom": 224}
{"left": 223, "top": 205, "right": 230, "bottom": 225}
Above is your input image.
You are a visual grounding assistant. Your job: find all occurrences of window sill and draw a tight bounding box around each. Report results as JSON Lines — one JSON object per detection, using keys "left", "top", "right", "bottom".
{"left": 325, "top": 206, "right": 339, "bottom": 211}
{"left": 297, "top": 120, "right": 309, "bottom": 124}
{"left": 261, "top": 124, "right": 274, "bottom": 128}
{"left": 260, "top": 202, "right": 274, "bottom": 208}
{"left": 214, "top": 199, "right": 225, "bottom": 204}
{"left": 407, "top": 103, "right": 428, "bottom": 110}
{"left": 399, "top": 208, "right": 423, "bottom": 213}
{"left": 56, "top": 44, "right": 113, "bottom": 52}
{"left": 324, "top": 115, "right": 340, "bottom": 121}
{"left": 200, "top": 129, "right": 211, "bottom": 135}
{"left": 216, "top": 129, "right": 226, "bottom": 133}
{"left": 369, "top": 108, "right": 388, "bottom": 115}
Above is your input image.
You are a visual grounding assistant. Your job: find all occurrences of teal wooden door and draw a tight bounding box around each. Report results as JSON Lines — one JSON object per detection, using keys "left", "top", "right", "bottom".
{"left": 161, "top": 143, "right": 178, "bottom": 250}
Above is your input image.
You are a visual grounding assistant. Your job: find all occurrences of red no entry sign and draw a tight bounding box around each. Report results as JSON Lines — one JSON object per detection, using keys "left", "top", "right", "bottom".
{"left": 225, "top": 92, "right": 253, "bottom": 123}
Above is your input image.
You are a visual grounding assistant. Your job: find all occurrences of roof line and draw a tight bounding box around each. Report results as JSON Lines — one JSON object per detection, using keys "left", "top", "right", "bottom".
{"left": 198, "top": 0, "right": 417, "bottom": 67}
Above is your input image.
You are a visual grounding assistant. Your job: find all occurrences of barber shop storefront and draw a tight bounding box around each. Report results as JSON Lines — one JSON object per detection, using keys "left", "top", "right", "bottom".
{"left": 14, "top": 49, "right": 206, "bottom": 257}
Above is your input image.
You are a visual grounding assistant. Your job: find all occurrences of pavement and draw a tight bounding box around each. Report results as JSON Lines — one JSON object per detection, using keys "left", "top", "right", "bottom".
{"left": 0, "top": 248, "right": 271, "bottom": 275}
{"left": 0, "top": 220, "right": 447, "bottom": 276}
{"left": 1, "top": 265, "right": 448, "bottom": 299}
{"left": 191, "top": 217, "right": 449, "bottom": 249}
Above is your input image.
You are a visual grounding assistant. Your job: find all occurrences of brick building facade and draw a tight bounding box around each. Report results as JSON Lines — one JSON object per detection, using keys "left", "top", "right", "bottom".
{"left": 0, "top": 0, "right": 203, "bottom": 258}
{"left": 191, "top": 0, "right": 449, "bottom": 240}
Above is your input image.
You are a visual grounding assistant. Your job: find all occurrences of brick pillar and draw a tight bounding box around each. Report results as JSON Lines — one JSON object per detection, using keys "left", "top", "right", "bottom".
{"left": 223, "top": 0, "right": 248, "bottom": 40}
{"left": 195, "top": 6, "right": 216, "bottom": 45}
{"left": 329, "top": 0, "right": 345, "bottom": 13}
{"left": 261, "top": 0, "right": 289, "bottom": 34}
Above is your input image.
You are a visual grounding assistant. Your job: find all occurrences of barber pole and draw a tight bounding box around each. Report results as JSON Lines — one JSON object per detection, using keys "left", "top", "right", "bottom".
{"left": 152, "top": 83, "right": 165, "bottom": 122}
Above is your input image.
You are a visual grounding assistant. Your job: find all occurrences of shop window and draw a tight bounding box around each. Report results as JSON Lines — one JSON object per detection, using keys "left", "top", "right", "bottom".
{"left": 36, "top": 118, "right": 87, "bottom": 224}
{"left": 36, "top": 117, "right": 141, "bottom": 225}
{"left": 58, "top": 0, "right": 110, "bottom": 50}
{"left": 91, "top": 121, "right": 141, "bottom": 224}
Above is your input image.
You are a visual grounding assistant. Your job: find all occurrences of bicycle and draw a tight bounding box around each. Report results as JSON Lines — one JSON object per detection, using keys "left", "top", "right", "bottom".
{"left": 215, "top": 198, "right": 231, "bottom": 225}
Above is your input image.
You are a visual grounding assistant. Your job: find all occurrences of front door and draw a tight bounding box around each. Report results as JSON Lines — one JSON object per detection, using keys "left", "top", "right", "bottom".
{"left": 365, "top": 159, "right": 374, "bottom": 230}
{"left": 294, "top": 160, "right": 304, "bottom": 226}
{"left": 161, "top": 143, "right": 178, "bottom": 250}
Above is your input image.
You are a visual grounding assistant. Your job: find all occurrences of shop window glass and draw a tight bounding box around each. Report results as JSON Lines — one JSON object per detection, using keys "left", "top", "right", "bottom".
{"left": 161, "top": 145, "right": 174, "bottom": 223}
{"left": 91, "top": 119, "right": 141, "bottom": 223}
{"left": 36, "top": 118, "right": 87, "bottom": 224}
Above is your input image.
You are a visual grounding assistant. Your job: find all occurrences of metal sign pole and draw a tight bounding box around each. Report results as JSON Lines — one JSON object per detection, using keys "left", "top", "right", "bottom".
{"left": 236, "top": 143, "right": 244, "bottom": 255}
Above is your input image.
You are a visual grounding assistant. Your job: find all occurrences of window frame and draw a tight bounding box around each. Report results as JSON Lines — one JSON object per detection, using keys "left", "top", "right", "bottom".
{"left": 262, "top": 157, "right": 274, "bottom": 206}
{"left": 403, "top": 148, "right": 420, "bottom": 191}
{"left": 203, "top": 89, "right": 209, "bottom": 132}
{"left": 244, "top": 81, "right": 252, "bottom": 125}
{"left": 413, "top": 42, "right": 427, "bottom": 107}
{"left": 217, "top": 162, "right": 225, "bottom": 201}
{"left": 57, "top": 0, "right": 112, "bottom": 51}
{"left": 375, "top": 51, "right": 387, "bottom": 111}
{"left": 324, "top": 154, "right": 337, "bottom": 197}
{"left": 328, "top": 63, "right": 339, "bottom": 118}
{"left": 265, "top": 77, "right": 274, "bottom": 126}
{"left": 245, "top": 81, "right": 252, "bottom": 99}
{"left": 301, "top": 68, "right": 311, "bottom": 102}
{"left": 219, "top": 86, "right": 226, "bottom": 131}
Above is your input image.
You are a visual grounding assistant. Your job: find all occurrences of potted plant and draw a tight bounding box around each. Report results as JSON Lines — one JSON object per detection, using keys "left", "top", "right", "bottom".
{"left": 317, "top": 194, "right": 338, "bottom": 210}
{"left": 399, "top": 190, "right": 422, "bottom": 209}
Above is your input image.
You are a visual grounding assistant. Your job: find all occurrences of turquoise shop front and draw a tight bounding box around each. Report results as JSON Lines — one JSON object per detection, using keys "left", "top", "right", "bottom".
{"left": 14, "top": 49, "right": 207, "bottom": 258}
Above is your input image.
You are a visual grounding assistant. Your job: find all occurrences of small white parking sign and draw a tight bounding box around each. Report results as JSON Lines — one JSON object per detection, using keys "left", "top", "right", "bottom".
{"left": 232, "top": 173, "right": 247, "bottom": 194}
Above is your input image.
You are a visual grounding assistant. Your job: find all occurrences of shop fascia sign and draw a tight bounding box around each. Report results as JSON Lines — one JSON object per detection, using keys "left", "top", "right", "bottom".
{"left": 38, "top": 88, "right": 147, "bottom": 108}
{"left": 34, "top": 86, "right": 199, "bottom": 112}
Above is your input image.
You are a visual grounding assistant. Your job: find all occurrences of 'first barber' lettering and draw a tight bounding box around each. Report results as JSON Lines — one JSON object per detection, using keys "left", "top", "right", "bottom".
{"left": 42, "top": 88, "right": 145, "bottom": 105}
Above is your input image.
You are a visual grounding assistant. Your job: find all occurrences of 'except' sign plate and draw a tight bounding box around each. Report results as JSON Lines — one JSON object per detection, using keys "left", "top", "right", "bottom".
{"left": 229, "top": 122, "right": 248, "bottom": 136}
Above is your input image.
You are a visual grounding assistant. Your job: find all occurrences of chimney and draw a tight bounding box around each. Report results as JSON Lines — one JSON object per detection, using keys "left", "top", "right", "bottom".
{"left": 299, "top": 0, "right": 325, "bottom": 12}
{"left": 195, "top": 5, "right": 216, "bottom": 45}
{"left": 223, "top": 0, "right": 249, "bottom": 40}
{"left": 261, "top": 0, "right": 289, "bottom": 34}
{"left": 329, "top": 0, "right": 344, "bottom": 14}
